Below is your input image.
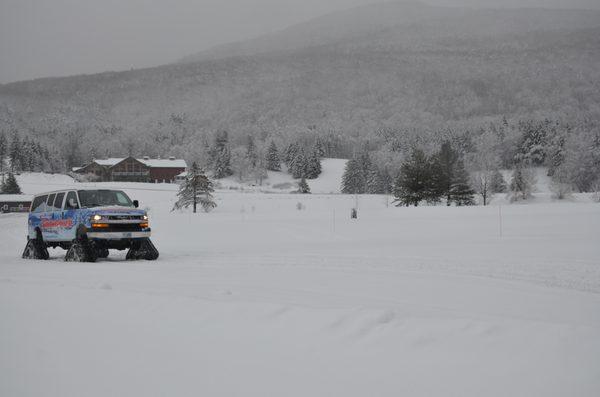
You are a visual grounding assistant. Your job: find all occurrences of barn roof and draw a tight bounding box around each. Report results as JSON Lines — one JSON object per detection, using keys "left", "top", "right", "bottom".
{"left": 139, "top": 158, "right": 187, "bottom": 168}
{"left": 88, "top": 157, "right": 187, "bottom": 169}
{"left": 94, "top": 158, "right": 124, "bottom": 166}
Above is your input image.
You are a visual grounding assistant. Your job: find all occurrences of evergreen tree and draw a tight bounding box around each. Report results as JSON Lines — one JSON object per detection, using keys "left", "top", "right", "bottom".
{"left": 341, "top": 158, "right": 365, "bottom": 194}
{"left": 172, "top": 162, "right": 216, "bottom": 213}
{"left": 265, "top": 141, "right": 281, "bottom": 171}
{"left": 291, "top": 150, "right": 308, "bottom": 179}
{"left": 431, "top": 142, "right": 476, "bottom": 205}
{"left": 1, "top": 172, "right": 22, "bottom": 194}
{"left": 298, "top": 177, "right": 310, "bottom": 194}
{"left": 366, "top": 165, "right": 388, "bottom": 194}
{"left": 305, "top": 147, "right": 322, "bottom": 179}
{"left": 448, "top": 161, "right": 475, "bottom": 206}
{"left": 315, "top": 139, "right": 326, "bottom": 158}
{"left": 284, "top": 142, "right": 300, "bottom": 168}
{"left": 23, "top": 138, "right": 37, "bottom": 172}
{"left": 245, "top": 135, "right": 258, "bottom": 168}
{"left": 490, "top": 170, "right": 507, "bottom": 193}
{"left": 341, "top": 149, "right": 374, "bottom": 194}
{"left": 9, "top": 131, "right": 21, "bottom": 172}
{"left": 434, "top": 142, "right": 459, "bottom": 205}
{"left": 212, "top": 131, "right": 232, "bottom": 178}
{"left": 546, "top": 131, "right": 566, "bottom": 177}
{"left": 0, "top": 132, "right": 6, "bottom": 177}
{"left": 514, "top": 119, "right": 549, "bottom": 166}
{"left": 393, "top": 149, "right": 435, "bottom": 206}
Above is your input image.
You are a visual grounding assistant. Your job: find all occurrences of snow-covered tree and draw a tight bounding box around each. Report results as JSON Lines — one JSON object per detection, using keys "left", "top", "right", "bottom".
{"left": 231, "top": 147, "right": 251, "bottom": 182}
{"left": 172, "top": 162, "right": 216, "bottom": 213}
{"left": 434, "top": 142, "right": 459, "bottom": 205}
{"left": 490, "top": 170, "right": 507, "bottom": 193}
{"left": 265, "top": 141, "right": 281, "bottom": 171}
{"left": 341, "top": 149, "right": 374, "bottom": 194}
{"left": 297, "top": 177, "right": 310, "bottom": 194}
{"left": 341, "top": 158, "right": 364, "bottom": 194}
{"left": 393, "top": 149, "right": 437, "bottom": 206}
{"left": 509, "top": 165, "right": 536, "bottom": 202}
{"left": 212, "top": 131, "right": 233, "bottom": 179}
{"left": 314, "top": 139, "right": 326, "bottom": 158}
{"left": 284, "top": 142, "right": 300, "bottom": 169}
{"left": 558, "top": 125, "right": 600, "bottom": 192}
{"left": 468, "top": 131, "right": 502, "bottom": 205}
{"left": 245, "top": 135, "right": 258, "bottom": 168}
{"left": 1, "top": 172, "right": 22, "bottom": 194}
{"left": 549, "top": 164, "right": 572, "bottom": 200}
{"left": 9, "top": 131, "right": 21, "bottom": 172}
{"left": 252, "top": 155, "right": 268, "bottom": 185}
{"left": 305, "top": 147, "right": 322, "bottom": 179}
{"left": 290, "top": 149, "right": 308, "bottom": 179}
{"left": 0, "top": 132, "right": 6, "bottom": 177}
{"left": 448, "top": 161, "right": 475, "bottom": 206}
{"left": 366, "top": 165, "right": 389, "bottom": 194}
{"left": 514, "top": 119, "right": 549, "bottom": 166}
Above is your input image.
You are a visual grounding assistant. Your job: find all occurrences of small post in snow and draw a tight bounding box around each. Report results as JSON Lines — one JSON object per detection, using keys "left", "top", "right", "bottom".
{"left": 332, "top": 209, "right": 336, "bottom": 234}
{"left": 498, "top": 204, "right": 503, "bottom": 238}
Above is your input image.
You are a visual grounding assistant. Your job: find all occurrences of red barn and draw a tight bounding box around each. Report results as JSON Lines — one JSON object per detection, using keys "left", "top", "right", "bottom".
{"left": 74, "top": 156, "right": 187, "bottom": 183}
{"left": 142, "top": 157, "right": 187, "bottom": 183}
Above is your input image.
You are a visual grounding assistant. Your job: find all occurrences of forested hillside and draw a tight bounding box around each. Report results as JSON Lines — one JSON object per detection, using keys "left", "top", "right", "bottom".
{"left": 0, "top": 1, "right": 599, "bottom": 192}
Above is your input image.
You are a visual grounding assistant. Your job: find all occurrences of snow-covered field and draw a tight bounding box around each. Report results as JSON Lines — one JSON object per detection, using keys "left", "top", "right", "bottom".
{"left": 1, "top": 168, "right": 600, "bottom": 396}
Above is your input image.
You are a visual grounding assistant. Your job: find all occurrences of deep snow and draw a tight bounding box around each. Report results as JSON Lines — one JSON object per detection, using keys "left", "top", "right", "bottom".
{"left": 1, "top": 168, "right": 600, "bottom": 397}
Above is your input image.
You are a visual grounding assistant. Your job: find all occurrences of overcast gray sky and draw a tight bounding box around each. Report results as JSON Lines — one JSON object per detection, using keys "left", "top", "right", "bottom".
{"left": 1, "top": 0, "right": 599, "bottom": 84}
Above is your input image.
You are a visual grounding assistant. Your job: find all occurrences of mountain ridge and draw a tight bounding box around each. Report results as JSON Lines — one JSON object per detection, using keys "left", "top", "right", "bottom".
{"left": 0, "top": 1, "right": 598, "bottom": 169}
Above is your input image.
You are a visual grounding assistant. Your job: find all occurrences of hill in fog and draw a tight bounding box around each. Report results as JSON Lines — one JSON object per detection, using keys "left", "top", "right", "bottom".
{"left": 0, "top": 1, "right": 599, "bottom": 168}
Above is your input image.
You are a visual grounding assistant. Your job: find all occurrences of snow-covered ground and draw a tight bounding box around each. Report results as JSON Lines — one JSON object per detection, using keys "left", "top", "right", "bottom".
{"left": 1, "top": 170, "right": 600, "bottom": 396}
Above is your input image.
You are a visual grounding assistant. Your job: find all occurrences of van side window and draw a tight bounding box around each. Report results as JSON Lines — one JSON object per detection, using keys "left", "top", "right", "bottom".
{"left": 31, "top": 195, "right": 48, "bottom": 213}
{"left": 46, "top": 194, "right": 56, "bottom": 211}
{"left": 64, "top": 191, "right": 79, "bottom": 210}
{"left": 54, "top": 192, "right": 65, "bottom": 210}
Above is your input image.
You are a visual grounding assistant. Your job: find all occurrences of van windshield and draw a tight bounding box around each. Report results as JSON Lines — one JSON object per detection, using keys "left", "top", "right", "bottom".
{"left": 77, "top": 190, "right": 134, "bottom": 208}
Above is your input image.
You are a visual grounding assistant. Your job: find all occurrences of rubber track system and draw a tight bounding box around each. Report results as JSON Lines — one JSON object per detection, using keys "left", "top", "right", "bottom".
{"left": 22, "top": 237, "right": 49, "bottom": 260}
{"left": 126, "top": 238, "right": 159, "bottom": 261}
{"left": 65, "top": 239, "right": 98, "bottom": 262}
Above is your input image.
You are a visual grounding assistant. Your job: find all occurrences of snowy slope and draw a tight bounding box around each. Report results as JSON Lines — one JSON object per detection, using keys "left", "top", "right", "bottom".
{"left": 1, "top": 173, "right": 600, "bottom": 396}
{"left": 213, "top": 158, "right": 347, "bottom": 194}
{"left": 305, "top": 158, "right": 347, "bottom": 194}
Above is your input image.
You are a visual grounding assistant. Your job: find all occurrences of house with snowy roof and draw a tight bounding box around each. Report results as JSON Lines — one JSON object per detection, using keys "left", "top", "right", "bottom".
{"left": 74, "top": 156, "right": 187, "bottom": 183}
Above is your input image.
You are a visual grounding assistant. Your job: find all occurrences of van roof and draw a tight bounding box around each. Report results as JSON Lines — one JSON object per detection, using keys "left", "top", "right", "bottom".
{"left": 33, "top": 189, "right": 124, "bottom": 197}
{"left": 32, "top": 189, "right": 76, "bottom": 197}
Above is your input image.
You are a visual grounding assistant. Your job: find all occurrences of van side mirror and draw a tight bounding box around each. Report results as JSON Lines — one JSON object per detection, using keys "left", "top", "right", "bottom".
{"left": 133, "top": 200, "right": 139, "bottom": 208}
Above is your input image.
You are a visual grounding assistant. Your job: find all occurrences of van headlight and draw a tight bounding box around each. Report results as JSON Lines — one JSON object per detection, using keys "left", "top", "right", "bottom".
{"left": 91, "top": 214, "right": 103, "bottom": 222}
{"left": 142, "top": 214, "right": 148, "bottom": 221}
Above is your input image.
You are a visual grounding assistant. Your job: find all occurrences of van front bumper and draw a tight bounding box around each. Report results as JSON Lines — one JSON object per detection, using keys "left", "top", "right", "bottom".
{"left": 87, "top": 231, "right": 151, "bottom": 240}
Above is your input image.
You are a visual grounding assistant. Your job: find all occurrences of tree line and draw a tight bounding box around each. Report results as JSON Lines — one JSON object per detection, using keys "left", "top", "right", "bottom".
{"left": 199, "top": 130, "right": 324, "bottom": 184}
{"left": 0, "top": 130, "right": 55, "bottom": 175}
{"left": 341, "top": 117, "right": 600, "bottom": 205}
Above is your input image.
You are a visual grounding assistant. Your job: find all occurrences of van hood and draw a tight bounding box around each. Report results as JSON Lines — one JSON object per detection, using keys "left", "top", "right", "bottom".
{"left": 86, "top": 207, "right": 146, "bottom": 216}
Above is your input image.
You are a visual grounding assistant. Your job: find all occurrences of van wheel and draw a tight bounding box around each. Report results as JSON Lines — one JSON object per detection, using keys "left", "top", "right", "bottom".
{"left": 22, "top": 231, "right": 49, "bottom": 260}
{"left": 65, "top": 238, "right": 97, "bottom": 263}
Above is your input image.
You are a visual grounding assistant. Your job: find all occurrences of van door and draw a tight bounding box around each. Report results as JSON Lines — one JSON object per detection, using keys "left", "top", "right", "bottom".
{"left": 62, "top": 191, "right": 80, "bottom": 241}
{"left": 52, "top": 192, "right": 69, "bottom": 241}
{"left": 41, "top": 193, "right": 57, "bottom": 240}
{"left": 29, "top": 195, "right": 48, "bottom": 239}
